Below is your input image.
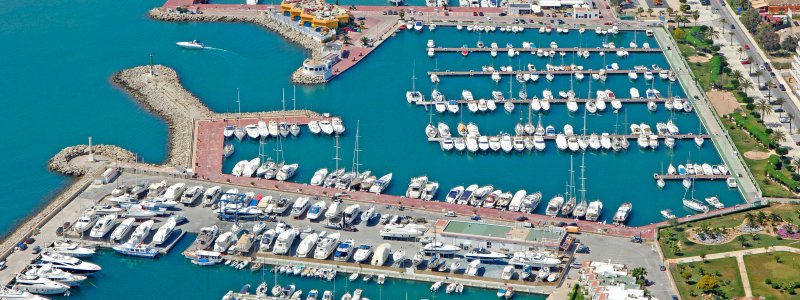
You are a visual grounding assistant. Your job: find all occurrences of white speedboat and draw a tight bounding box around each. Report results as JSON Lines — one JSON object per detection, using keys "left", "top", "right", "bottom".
{"left": 110, "top": 217, "right": 136, "bottom": 242}
{"left": 26, "top": 263, "right": 87, "bottom": 287}
{"left": 465, "top": 247, "right": 507, "bottom": 261}
{"left": 152, "top": 217, "right": 177, "bottom": 245}
{"left": 176, "top": 40, "right": 205, "bottom": 49}
{"left": 422, "top": 242, "right": 460, "bottom": 255}
{"left": 295, "top": 233, "right": 320, "bottom": 258}
{"left": 353, "top": 244, "right": 373, "bottom": 263}
{"left": 73, "top": 212, "right": 98, "bottom": 233}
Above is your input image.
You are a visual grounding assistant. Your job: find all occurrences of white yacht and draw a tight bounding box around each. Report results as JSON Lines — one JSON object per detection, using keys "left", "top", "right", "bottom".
{"left": 38, "top": 252, "right": 101, "bottom": 274}
{"left": 295, "top": 233, "right": 320, "bottom": 258}
{"left": 422, "top": 242, "right": 460, "bottom": 255}
{"left": 333, "top": 238, "right": 356, "bottom": 262}
{"left": 272, "top": 228, "right": 299, "bottom": 255}
{"left": 314, "top": 232, "right": 341, "bottom": 260}
{"left": 213, "top": 231, "right": 236, "bottom": 252}
{"left": 152, "top": 217, "right": 177, "bottom": 245}
{"left": 89, "top": 214, "right": 117, "bottom": 238}
{"left": 50, "top": 240, "right": 95, "bottom": 258}
{"left": 290, "top": 197, "right": 310, "bottom": 217}
{"left": 257, "top": 229, "right": 277, "bottom": 252}
{"left": 176, "top": 40, "right": 205, "bottom": 49}
{"left": 545, "top": 196, "right": 564, "bottom": 216}
{"left": 307, "top": 201, "right": 327, "bottom": 220}
{"left": 465, "top": 248, "right": 508, "bottom": 262}
{"left": 73, "top": 212, "right": 98, "bottom": 233}
{"left": 25, "top": 264, "right": 86, "bottom": 287}
{"left": 13, "top": 274, "right": 70, "bottom": 295}
{"left": 353, "top": 244, "right": 373, "bottom": 263}
{"left": 585, "top": 200, "right": 603, "bottom": 221}
{"left": 110, "top": 217, "right": 136, "bottom": 241}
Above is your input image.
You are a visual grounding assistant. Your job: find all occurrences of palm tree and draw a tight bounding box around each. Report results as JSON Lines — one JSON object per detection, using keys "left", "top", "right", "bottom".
{"left": 748, "top": 55, "right": 754, "bottom": 74}
{"left": 737, "top": 47, "right": 743, "bottom": 60}
{"left": 740, "top": 78, "right": 754, "bottom": 95}
{"left": 772, "top": 131, "right": 787, "bottom": 145}
{"left": 788, "top": 112, "right": 795, "bottom": 132}
{"left": 721, "top": 18, "right": 728, "bottom": 35}
{"left": 765, "top": 80, "right": 773, "bottom": 100}
{"left": 341, "top": 35, "right": 351, "bottom": 45}
{"left": 774, "top": 97, "right": 785, "bottom": 117}
{"left": 755, "top": 98, "right": 770, "bottom": 121}
{"left": 705, "top": 28, "right": 719, "bottom": 42}
{"left": 729, "top": 31, "right": 735, "bottom": 45}
{"left": 731, "top": 70, "right": 743, "bottom": 84}
{"left": 692, "top": 10, "right": 700, "bottom": 23}
{"left": 360, "top": 36, "right": 371, "bottom": 47}
{"left": 754, "top": 70, "right": 763, "bottom": 86}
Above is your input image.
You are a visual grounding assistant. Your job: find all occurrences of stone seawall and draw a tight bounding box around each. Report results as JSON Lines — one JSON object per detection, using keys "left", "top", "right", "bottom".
{"left": 149, "top": 9, "right": 321, "bottom": 56}
{"left": 48, "top": 145, "right": 136, "bottom": 176}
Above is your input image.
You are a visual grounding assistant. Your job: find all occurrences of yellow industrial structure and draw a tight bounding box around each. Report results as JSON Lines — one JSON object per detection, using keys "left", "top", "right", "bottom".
{"left": 280, "top": 0, "right": 350, "bottom": 31}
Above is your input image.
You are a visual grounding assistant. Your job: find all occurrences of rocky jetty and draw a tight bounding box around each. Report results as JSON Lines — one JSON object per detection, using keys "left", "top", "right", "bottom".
{"left": 112, "top": 65, "right": 212, "bottom": 167}
{"left": 149, "top": 9, "right": 321, "bottom": 56}
{"left": 290, "top": 68, "right": 326, "bottom": 85}
{"left": 48, "top": 145, "right": 136, "bottom": 176}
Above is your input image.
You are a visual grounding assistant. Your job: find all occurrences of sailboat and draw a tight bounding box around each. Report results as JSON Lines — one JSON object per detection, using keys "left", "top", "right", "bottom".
{"left": 406, "top": 62, "right": 424, "bottom": 103}
{"left": 683, "top": 179, "right": 709, "bottom": 213}
{"left": 561, "top": 156, "right": 577, "bottom": 215}
{"left": 573, "top": 153, "right": 589, "bottom": 218}
{"left": 504, "top": 74, "right": 515, "bottom": 112}
{"left": 233, "top": 89, "right": 246, "bottom": 141}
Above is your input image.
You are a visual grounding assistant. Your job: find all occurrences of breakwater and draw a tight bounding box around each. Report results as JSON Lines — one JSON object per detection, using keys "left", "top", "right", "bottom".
{"left": 48, "top": 144, "right": 136, "bottom": 176}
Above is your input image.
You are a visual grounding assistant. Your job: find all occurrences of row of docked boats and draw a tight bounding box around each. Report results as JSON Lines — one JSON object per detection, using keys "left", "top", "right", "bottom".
{"left": 224, "top": 119, "right": 301, "bottom": 141}
{"left": 10, "top": 241, "right": 102, "bottom": 296}
{"left": 309, "top": 168, "right": 393, "bottom": 195}
{"left": 456, "top": 22, "right": 622, "bottom": 36}
{"left": 231, "top": 157, "right": 299, "bottom": 181}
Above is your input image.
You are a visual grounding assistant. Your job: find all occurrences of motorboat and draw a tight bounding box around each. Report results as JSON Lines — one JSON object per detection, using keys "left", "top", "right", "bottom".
{"left": 369, "top": 173, "right": 393, "bottom": 194}
{"left": 612, "top": 202, "right": 632, "bottom": 225}
{"left": 112, "top": 242, "right": 159, "bottom": 258}
{"left": 89, "top": 214, "right": 117, "bottom": 238}
{"left": 290, "top": 197, "right": 310, "bottom": 218}
{"left": 465, "top": 259, "right": 481, "bottom": 276}
{"left": 295, "top": 233, "right": 320, "bottom": 258}
{"left": 176, "top": 40, "right": 205, "bottom": 49}
{"left": 422, "top": 242, "right": 460, "bottom": 255}
{"left": 39, "top": 252, "right": 101, "bottom": 274}
{"left": 25, "top": 263, "right": 86, "bottom": 287}
{"left": 152, "top": 217, "right": 177, "bottom": 245}
{"left": 307, "top": 201, "right": 327, "bottom": 220}
{"left": 314, "top": 232, "right": 340, "bottom": 260}
{"left": 310, "top": 168, "right": 329, "bottom": 186}
{"left": 13, "top": 274, "right": 70, "bottom": 295}
{"left": 465, "top": 248, "right": 507, "bottom": 262}
{"left": 73, "top": 212, "right": 98, "bottom": 233}
{"left": 272, "top": 228, "right": 299, "bottom": 255}
{"left": 421, "top": 181, "right": 439, "bottom": 201}
{"left": 50, "top": 240, "right": 95, "bottom": 258}
{"left": 445, "top": 186, "right": 464, "bottom": 203}
{"left": 545, "top": 196, "right": 564, "bottom": 216}
{"left": 353, "top": 244, "right": 373, "bottom": 263}
{"left": 380, "top": 224, "right": 427, "bottom": 239}
{"left": 705, "top": 196, "right": 725, "bottom": 209}
{"left": 333, "top": 238, "right": 356, "bottom": 262}
{"left": 276, "top": 163, "right": 298, "bottom": 181}
{"left": 109, "top": 217, "right": 136, "bottom": 242}
{"left": 406, "top": 176, "right": 428, "bottom": 199}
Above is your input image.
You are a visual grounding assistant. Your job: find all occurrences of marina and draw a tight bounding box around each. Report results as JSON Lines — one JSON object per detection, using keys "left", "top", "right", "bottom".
{"left": 0, "top": 0, "right": 766, "bottom": 298}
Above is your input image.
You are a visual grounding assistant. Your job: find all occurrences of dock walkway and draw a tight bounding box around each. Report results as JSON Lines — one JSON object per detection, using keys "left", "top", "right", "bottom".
{"left": 427, "top": 133, "right": 710, "bottom": 142}
{"left": 428, "top": 69, "right": 664, "bottom": 76}
{"left": 430, "top": 47, "right": 662, "bottom": 53}
{"left": 415, "top": 97, "right": 675, "bottom": 105}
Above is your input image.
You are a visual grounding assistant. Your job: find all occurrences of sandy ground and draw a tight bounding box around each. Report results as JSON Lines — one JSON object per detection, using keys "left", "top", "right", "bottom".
{"left": 688, "top": 55, "right": 711, "bottom": 63}
{"left": 707, "top": 89, "right": 740, "bottom": 116}
{"left": 744, "top": 150, "right": 772, "bottom": 160}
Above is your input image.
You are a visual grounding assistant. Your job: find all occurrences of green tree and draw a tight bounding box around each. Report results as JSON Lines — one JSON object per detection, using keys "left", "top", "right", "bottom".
{"left": 692, "top": 10, "right": 700, "bottom": 23}
{"left": 647, "top": 8, "right": 653, "bottom": 16}
{"left": 720, "top": 17, "right": 728, "bottom": 35}
{"left": 360, "top": 36, "right": 371, "bottom": 47}
{"left": 737, "top": 234, "right": 747, "bottom": 246}
{"left": 757, "top": 23, "right": 781, "bottom": 51}
{"left": 705, "top": 28, "right": 719, "bottom": 42}
{"left": 341, "top": 35, "right": 351, "bottom": 45}
{"left": 755, "top": 98, "right": 770, "bottom": 121}
{"left": 696, "top": 275, "right": 719, "bottom": 291}
{"left": 673, "top": 27, "right": 687, "bottom": 40}
{"left": 754, "top": 70, "right": 763, "bottom": 86}
{"left": 398, "top": 9, "right": 405, "bottom": 19}
{"left": 667, "top": 7, "right": 674, "bottom": 15}
{"left": 740, "top": 8, "right": 761, "bottom": 33}
{"left": 782, "top": 35, "right": 799, "bottom": 51}
{"left": 788, "top": 112, "right": 795, "bottom": 132}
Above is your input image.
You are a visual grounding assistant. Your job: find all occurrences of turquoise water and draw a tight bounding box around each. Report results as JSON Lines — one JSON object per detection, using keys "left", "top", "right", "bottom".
{"left": 51, "top": 236, "right": 545, "bottom": 300}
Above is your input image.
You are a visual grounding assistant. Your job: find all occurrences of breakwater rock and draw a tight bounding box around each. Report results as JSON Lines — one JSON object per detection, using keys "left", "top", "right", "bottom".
{"left": 112, "top": 65, "right": 213, "bottom": 167}
{"left": 48, "top": 145, "right": 136, "bottom": 176}
{"left": 290, "top": 68, "right": 326, "bottom": 85}
{"left": 149, "top": 9, "right": 322, "bottom": 56}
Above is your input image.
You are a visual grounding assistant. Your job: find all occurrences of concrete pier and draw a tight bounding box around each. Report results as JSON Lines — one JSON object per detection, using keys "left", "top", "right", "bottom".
{"left": 430, "top": 47, "right": 663, "bottom": 53}
{"left": 415, "top": 97, "right": 677, "bottom": 105}
{"left": 428, "top": 69, "right": 666, "bottom": 76}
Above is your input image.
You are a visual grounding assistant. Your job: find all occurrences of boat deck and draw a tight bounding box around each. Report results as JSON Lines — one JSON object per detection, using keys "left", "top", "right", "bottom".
{"left": 653, "top": 174, "right": 732, "bottom": 181}
{"left": 62, "top": 230, "right": 187, "bottom": 255}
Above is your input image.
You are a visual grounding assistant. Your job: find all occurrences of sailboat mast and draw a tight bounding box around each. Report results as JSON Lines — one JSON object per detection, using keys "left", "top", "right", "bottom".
{"left": 411, "top": 61, "right": 417, "bottom": 91}
{"left": 236, "top": 88, "right": 241, "bottom": 127}
{"left": 293, "top": 85, "right": 297, "bottom": 111}
{"left": 580, "top": 153, "right": 586, "bottom": 201}
{"left": 334, "top": 134, "right": 341, "bottom": 171}
{"left": 352, "top": 121, "right": 361, "bottom": 173}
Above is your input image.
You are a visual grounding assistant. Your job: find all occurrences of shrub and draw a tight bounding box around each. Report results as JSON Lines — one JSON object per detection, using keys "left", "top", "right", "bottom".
{"left": 766, "top": 128, "right": 774, "bottom": 134}
{"left": 751, "top": 111, "right": 761, "bottom": 119}
{"left": 766, "top": 278, "right": 773, "bottom": 284}
{"left": 776, "top": 147, "right": 789, "bottom": 156}
{"left": 746, "top": 103, "right": 756, "bottom": 110}
{"left": 791, "top": 173, "right": 800, "bottom": 181}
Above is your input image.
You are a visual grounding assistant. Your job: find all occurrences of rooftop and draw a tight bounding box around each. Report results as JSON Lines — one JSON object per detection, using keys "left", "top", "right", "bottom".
{"left": 440, "top": 220, "right": 567, "bottom": 243}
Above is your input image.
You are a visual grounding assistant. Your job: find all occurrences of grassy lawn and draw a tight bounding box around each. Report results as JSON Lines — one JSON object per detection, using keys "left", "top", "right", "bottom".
{"left": 744, "top": 252, "right": 800, "bottom": 299}
{"left": 671, "top": 257, "right": 745, "bottom": 299}
{"left": 659, "top": 204, "right": 800, "bottom": 258}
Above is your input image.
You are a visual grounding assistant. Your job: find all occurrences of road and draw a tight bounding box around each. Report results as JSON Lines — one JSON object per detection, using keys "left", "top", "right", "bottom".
{"left": 707, "top": 0, "right": 800, "bottom": 134}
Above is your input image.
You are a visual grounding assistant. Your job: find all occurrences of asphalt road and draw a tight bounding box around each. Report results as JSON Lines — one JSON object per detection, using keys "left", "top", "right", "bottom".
{"left": 708, "top": 0, "right": 800, "bottom": 134}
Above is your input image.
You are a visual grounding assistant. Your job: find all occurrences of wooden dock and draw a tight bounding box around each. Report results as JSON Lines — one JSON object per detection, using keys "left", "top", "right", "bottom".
{"left": 415, "top": 97, "right": 676, "bottom": 105}
{"left": 429, "top": 47, "right": 663, "bottom": 53}
{"left": 428, "top": 69, "right": 664, "bottom": 76}
{"left": 653, "top": 173, "right": 732, "bottom": 181}
{"left": 427, "top": 133, "right": 710, "bottom": 142}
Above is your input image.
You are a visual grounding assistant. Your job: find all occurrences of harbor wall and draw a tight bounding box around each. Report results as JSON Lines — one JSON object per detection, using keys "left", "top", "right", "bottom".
{"left": 48, "top": 144, "right": 136, "bottom": 176}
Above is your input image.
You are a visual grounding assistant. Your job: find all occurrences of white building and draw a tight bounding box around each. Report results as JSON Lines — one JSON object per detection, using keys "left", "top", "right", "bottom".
{"left": 534, "top": 0, "right": 587, "bottom": 8}
{"left": 790, "top": 40, "right": 800, "bottom": 92}
{"left": 508, "top": 0, "right": 534, "bottom": 14}
{"left": 301, "top": 43, "right": 342, "bottom": 81}
{"left": 573, "top": 5, "right": 600, "bottom": 18}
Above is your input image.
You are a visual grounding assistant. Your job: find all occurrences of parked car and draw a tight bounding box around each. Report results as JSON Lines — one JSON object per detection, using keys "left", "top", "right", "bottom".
{"left": 744, "top": 44, "right": 750, "bottom": 50}
{"left": 779, "top": 84, "right": 786, "bottom": 91}
{"left": 740, "top": 59, "right": 750, "bottom": 65}
{"left": 576, "top": 245, "right": 590, "bottom": 253}
{"left": 660, "top": 265, "right": 667, "bottom": 271}
{"left": 472, "top": 11, "right": 478, "bottom": 16}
